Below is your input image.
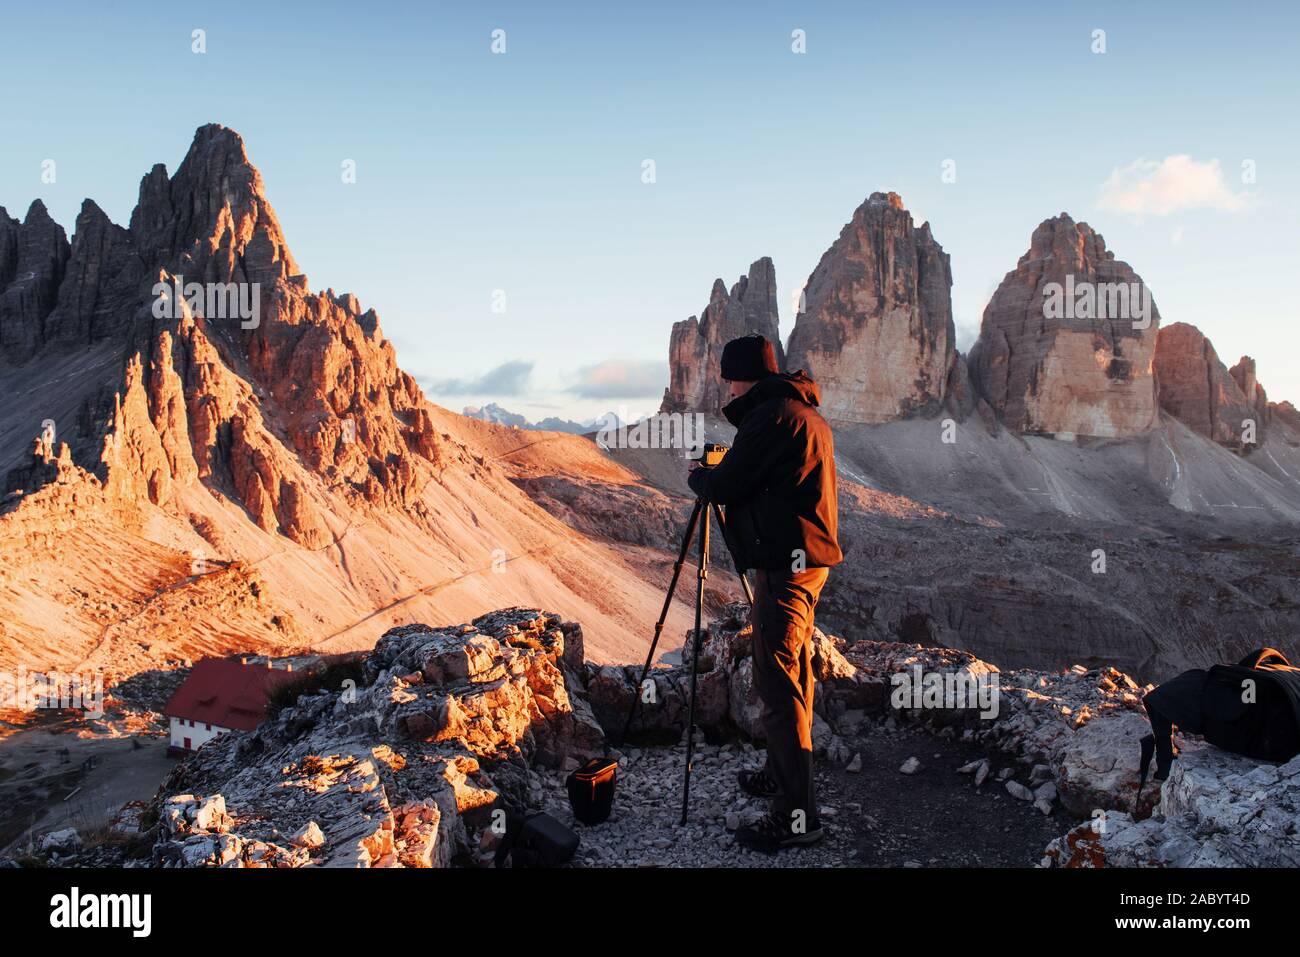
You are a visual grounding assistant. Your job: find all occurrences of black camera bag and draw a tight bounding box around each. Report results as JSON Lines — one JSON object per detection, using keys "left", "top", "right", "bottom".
{"left": 1138, "top": 647, "right": 1300, "bottom": 807}
{"left": 492, "top": 810, "right": 579, "bottom": 868}
{"left": 566, "top": 757, "right": 618, "bottom": 825}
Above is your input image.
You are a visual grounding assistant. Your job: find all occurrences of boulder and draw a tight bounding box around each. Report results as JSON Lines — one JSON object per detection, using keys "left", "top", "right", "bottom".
{"left": 1006, "top": 780, "right": 1034, "bottom": 801}
{"left": 38, "top": 827, "right": 81, "bottom": 854}
{"left": 290, "top": 821, "right": 325, "bottom": 849}
{"left": 1053, "top": 709, "right": 1160, "bottom": 817}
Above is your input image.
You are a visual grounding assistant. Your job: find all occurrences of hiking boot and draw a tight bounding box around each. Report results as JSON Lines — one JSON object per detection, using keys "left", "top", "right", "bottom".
{"left": 735, "top": 810, "right": 823, "bottom": 854}
{"left": 737, "top": 767, "right": 780, "bottom": 798}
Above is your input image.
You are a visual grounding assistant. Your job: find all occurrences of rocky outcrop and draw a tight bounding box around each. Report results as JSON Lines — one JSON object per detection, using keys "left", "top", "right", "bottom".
{"left": 1226, "top": 354, "right": 1300, "bottom": 440}
{"left": 22, "top": 604, "right": 1298, "bottom": 870}
{"left": 661, "top": 257, "right": 782, "bottom": 416}
{"left": 1153, "top": 323, "right": 1260, "bottom": 450}
{"left": 968, "top": 214, "right": 1160, "bottom": 438}
{"left": 785, "top": 192, "right": 956, "bottom": 424}
{"left": 145, "top": 609, "right": 605, "bottom": 867}
{"left": 46, "top": 201, "right": 146, "bottom": 349}
{"left": 1229, "top": 355, "right": 1269, "bottom": 420}
{"left": 1044, "top": 745, "right": 1300, "bottom": 867}
{"left": 1273, "top": 401, "right": 1300, "bottom": 431}
{"left": 597, "top": 604, "right": 1297, "bottom": 868}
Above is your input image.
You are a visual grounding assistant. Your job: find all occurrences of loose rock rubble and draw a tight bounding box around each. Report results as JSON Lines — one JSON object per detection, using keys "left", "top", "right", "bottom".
{"left": 586, "top": 603, "right": 1159, "bottom": 821}
{"left": 39, "top": 828, "right": 80, "bottom": 855}
{"left": 19, "top": 604, "right": 1296, "bottom": 869}
{"left": 582, "top": 603, "right": 1299, "bottom": 867}
{"left": 530, "top": 737, "right": 858, "bottom": 868}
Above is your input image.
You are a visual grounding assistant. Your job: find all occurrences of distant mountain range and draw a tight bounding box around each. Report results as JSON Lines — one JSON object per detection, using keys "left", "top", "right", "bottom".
{"left": 459, "top": 402, "right": 617, "bottom": 435}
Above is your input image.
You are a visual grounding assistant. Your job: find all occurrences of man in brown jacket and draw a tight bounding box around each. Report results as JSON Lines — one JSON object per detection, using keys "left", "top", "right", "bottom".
{"left": 687, "top": 334, "right": 842, "bottom": 853}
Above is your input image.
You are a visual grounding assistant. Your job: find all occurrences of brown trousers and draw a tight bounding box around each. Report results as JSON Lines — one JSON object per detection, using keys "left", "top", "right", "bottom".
{"left": 750, "top": 566, "right": 829, "bottom": 821}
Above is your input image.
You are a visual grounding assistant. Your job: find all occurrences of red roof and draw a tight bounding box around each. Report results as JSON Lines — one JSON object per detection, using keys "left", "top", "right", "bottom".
{"left": 164, "top": 658, "right": 301, "bottom": 731}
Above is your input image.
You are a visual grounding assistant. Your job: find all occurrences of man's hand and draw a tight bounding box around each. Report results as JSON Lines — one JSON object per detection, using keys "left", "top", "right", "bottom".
{"left": 687, "top": 458, "right": 708, "bottom": 498}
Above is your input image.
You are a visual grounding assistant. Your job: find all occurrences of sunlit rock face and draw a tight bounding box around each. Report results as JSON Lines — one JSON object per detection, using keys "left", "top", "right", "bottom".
{"left": 0, "top": 124, "right": 443, "bottom": 540}
{"left": 1154, "top": 323, "right": 1263, "bottom": 451}
{"left": 967, "top": 214, "right": 1160, "bottom": 439}
{"left": 662, "top": 257, "right": 782, "bottom": 417}
{"left": 785, "top": 192, "right": 956, "bottom": 424}
{"left": 147, "top": 609, "right": 604, "bottom": 868}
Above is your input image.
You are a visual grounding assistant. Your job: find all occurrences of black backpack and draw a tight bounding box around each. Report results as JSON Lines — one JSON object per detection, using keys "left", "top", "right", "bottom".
{"left": 1139, "top": 647, "right": 1300, "bottom": 804}
{"left": 492, "top": 810, "right": 579, "bottom": 868}
{"left": 1201, "top": 648, "right": 1300, "bottom": 761}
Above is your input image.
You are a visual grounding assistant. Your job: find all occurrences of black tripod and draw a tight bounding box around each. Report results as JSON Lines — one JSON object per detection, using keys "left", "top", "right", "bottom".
{"left": 618, "top": 494, "right": 754, "bottom": 824}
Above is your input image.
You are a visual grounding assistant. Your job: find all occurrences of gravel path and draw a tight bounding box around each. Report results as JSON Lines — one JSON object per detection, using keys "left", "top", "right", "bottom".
{"left": 536, "top": 721, "right": 1073, "bottom": 868}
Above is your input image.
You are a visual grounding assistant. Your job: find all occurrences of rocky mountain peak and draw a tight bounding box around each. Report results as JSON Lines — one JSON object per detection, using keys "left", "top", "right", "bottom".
{"left": 130, "top": 123, "right": 298, "bottom": 286}
{"left": 868, "top": 190, "right": 906, "bottom": 211}
{"left": 967, "top": 212, "right": 1159, "bottom": 439}
{"left": 785, "top": 191, "right": 957, "bottom": 424}
{"left": 1, "top": 125, "right": 440, "bottom": 545}
{"left": 1023, "top": 213, "right": 1115, "bottom": 268}
{"left": 0, "top": 199, "right": 72, "bottom": 363}
{"left": 1229, "top": 355, "right": 1268, "bottom": 411}
{"left": 661, "top": 256, "right": 782, "bottom": 416}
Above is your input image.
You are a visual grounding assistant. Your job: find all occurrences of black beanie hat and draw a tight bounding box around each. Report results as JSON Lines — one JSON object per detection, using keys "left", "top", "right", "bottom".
{"left": 720, "top": 335, "right": 779, "bottom": 381}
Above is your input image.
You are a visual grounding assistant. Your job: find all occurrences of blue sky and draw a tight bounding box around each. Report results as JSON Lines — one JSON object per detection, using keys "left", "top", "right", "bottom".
{"left": 3, "top": 1, "right": 1298, "bottom": 421}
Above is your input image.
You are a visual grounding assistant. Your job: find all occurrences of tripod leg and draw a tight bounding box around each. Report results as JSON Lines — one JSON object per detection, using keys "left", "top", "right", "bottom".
{"left": 618, "top": 499, "right": 703, "bottom": 748}
{"left": 710, "top": 502, "right": 755, "bottom": 607}
{"left": 681, "top": 502, "right": 710, "bottom": 825}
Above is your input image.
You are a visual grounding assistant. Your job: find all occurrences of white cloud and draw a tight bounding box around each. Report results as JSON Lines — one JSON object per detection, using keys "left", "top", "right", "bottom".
{"left": 424, "top": 359, "right": 534, "bottom": 396}
{"left": 566, "top": 358, "right": 665, "bottom": 399}
{"left": 1098, "top": 155, "right": 1246, "bottom": 216}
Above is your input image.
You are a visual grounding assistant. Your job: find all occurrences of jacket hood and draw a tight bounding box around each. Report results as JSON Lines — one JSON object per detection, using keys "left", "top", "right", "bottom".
{"left": 722, "top": 371, "right": 821, "bottom": 427}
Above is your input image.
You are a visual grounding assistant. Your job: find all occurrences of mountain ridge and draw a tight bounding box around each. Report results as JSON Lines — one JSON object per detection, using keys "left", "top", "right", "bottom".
{"left": 0, "top": 125, "right": 702, "bottom": 678}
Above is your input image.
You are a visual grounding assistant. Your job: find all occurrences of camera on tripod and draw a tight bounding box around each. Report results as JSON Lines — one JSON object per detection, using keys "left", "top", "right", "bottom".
{"left": 691, "top": 442, "right": 729, "bottom": 468}
{"left": 622, "top": 438, "right": 751, "bottom": 825}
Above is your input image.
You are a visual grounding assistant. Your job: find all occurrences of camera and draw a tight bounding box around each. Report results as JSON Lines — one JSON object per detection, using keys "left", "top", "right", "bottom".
{"left": 691, "top": 442, "right": 729, "bottom": 468}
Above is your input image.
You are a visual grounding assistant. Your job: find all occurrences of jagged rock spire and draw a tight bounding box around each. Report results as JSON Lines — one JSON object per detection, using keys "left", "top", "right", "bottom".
{"left": 661, "top": 256, "right": 782, "bottom": 416}
{"left": 0, "top": 200, "right": 71, "bottom": 363}
{"left": 1154, "top": 323, "right": 1263, "bottom": 450}
{"left": 1, "top": 125, "right": 441, "bottom": 548}
{"left": 130, "top": 123, "right": 299, "bottom": 285}
{"left": 785, "top": 192, "right": 956, "bottom": 424}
